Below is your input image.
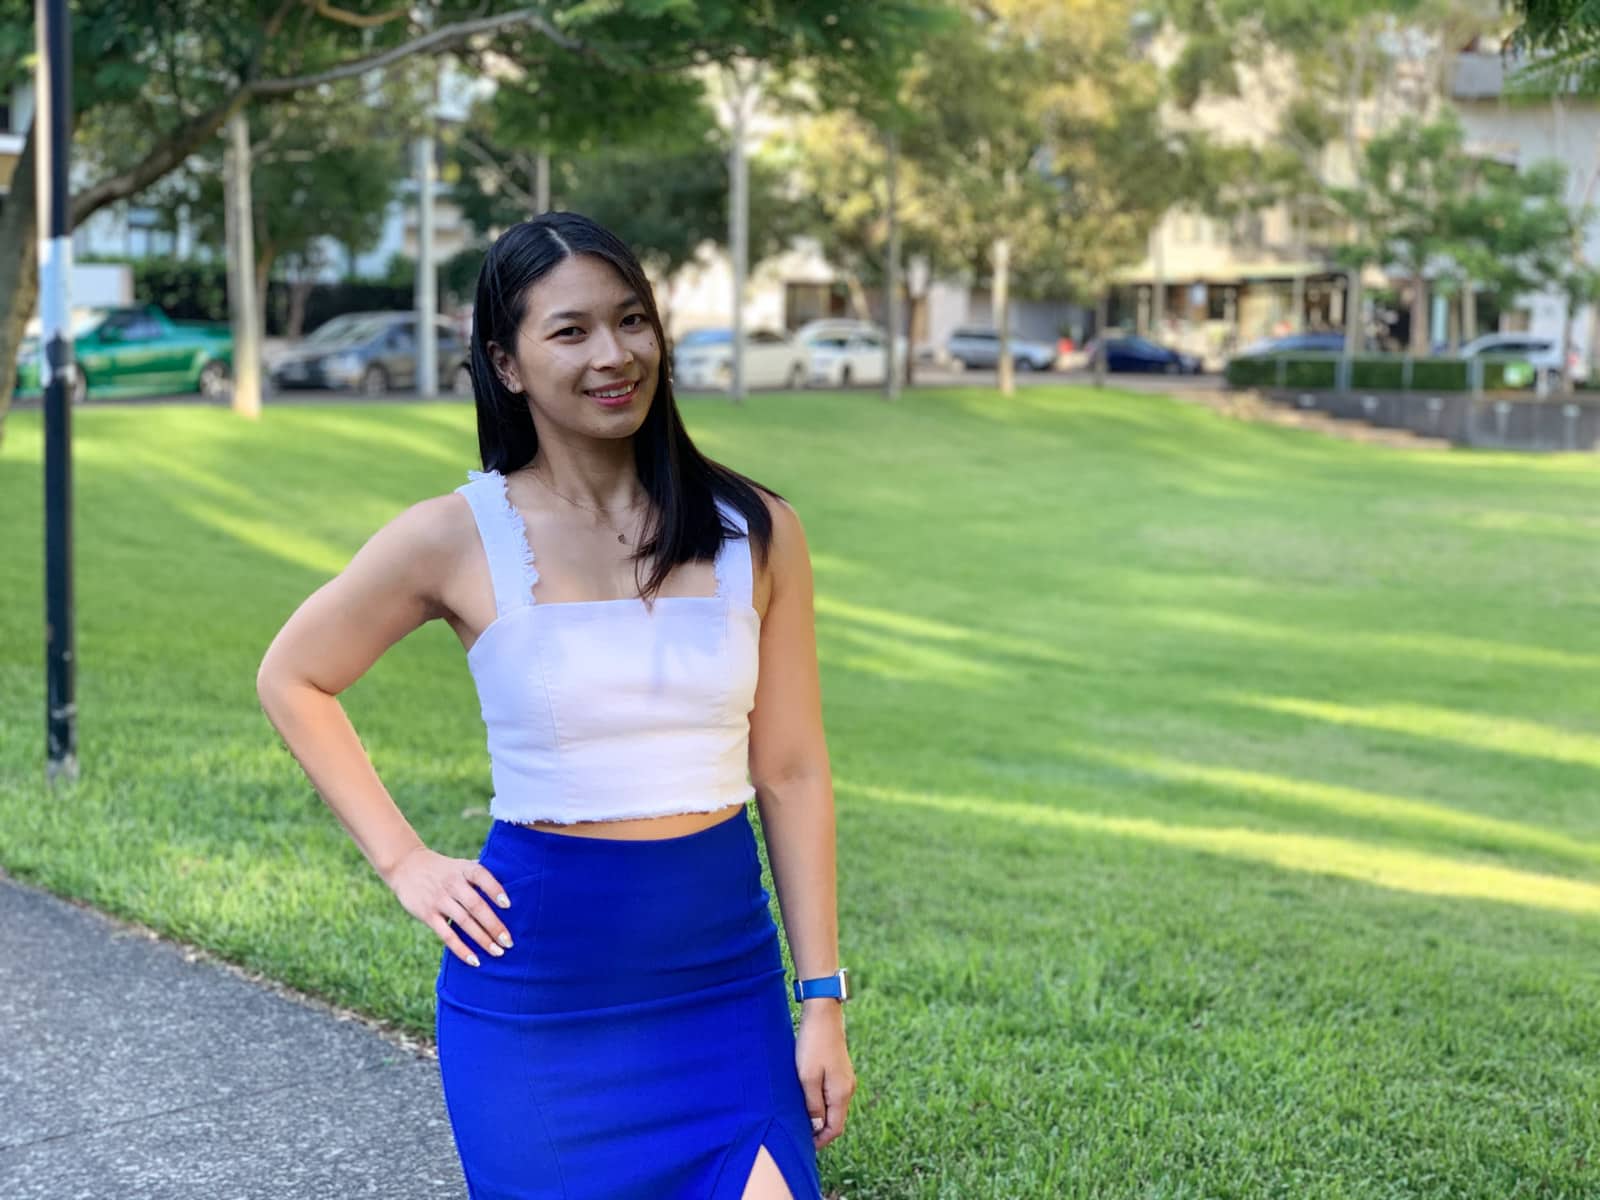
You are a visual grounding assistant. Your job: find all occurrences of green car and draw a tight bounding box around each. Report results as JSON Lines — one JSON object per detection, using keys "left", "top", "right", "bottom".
{"left": 15, "top": 305, "right": 233, "bottom": 404}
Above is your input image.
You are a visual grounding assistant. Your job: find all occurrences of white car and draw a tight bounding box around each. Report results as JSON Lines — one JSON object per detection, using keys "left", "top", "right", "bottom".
{"left": 672, "top": 328, "right": 807, "bottom": 391}
{"left": 802, "top": 328, "right": 889, "bottom": 388}
{"left": 1458, "top": 332, "right": 1587, "bottom": 383}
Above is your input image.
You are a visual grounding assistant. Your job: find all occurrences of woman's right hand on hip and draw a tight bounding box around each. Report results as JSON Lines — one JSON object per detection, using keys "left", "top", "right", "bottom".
{"left": 387, "top": 846, "right": 514, "bottom": 967}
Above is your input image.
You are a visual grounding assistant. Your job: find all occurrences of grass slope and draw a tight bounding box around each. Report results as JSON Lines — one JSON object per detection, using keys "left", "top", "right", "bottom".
{"left": 2, "top": 386, "right": 1598, "bottom": 1198}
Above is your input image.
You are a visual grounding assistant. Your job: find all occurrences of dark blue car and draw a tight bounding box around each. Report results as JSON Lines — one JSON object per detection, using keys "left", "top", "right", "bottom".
{"left": 1091, "top": 335, "right": 1203, "bottom": 374}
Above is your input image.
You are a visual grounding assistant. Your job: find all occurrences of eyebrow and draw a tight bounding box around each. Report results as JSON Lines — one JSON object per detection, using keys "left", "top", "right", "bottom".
{"left": 542, "top": 295, "right": 644, "bottom": 325}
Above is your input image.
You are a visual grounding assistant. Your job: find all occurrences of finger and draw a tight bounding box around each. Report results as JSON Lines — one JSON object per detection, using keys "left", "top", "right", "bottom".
{"left": 819, "top": 1072, "right": 855, "bottom": 1145}
{"left": 429, "top": 913, "right": 483, "bottom": 967}
{"left": 443, "top": 895, "right": 504, "bottom": 957}
{"left": 801, "top": 1072, "right": 826, "bottom": 1140}
{"left": 452, "top": 882, "right": 513, "bottom": 951}
{"left": 466, "top": 862, "right": 512, "bottom": 910}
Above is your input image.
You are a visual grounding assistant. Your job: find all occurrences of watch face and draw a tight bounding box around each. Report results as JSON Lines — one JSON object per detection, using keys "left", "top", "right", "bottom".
{"left": 838, "top": 968, "right": 850, "bottom": 1002}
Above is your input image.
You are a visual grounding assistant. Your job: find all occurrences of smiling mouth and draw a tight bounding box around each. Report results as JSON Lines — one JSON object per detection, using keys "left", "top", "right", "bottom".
{"left": 585, "top": 380, "right": 639, "bottom": 401}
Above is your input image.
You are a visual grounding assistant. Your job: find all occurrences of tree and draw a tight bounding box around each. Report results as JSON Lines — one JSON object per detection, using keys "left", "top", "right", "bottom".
{"left": 1332, "top": 113, "right": 1478, "bottom": 353}
{"left": 144, "top": 79, "right": 414, "bottom": 336}
{"left": 1333, "top": 112, "right": 1585, "bottom": 358}
{"left": 895, "top": 0, "right": 1186, "bottom": 394}
{"left": 0, "top": 0, "right": 942, "bottom": 443}
{"left": 447, "top": 91, "right": 803, "bottom": 329}
{"left": 1511, "top": 0, "right": 1600, "bottom": 92}
{"left": 787, "top": 108, "right": 957, "bottom": 366}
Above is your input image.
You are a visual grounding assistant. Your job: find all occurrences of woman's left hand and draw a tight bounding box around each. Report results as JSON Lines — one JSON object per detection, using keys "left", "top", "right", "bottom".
{"left": 795, "top": 1002, "right": 855, "bottom": 1149}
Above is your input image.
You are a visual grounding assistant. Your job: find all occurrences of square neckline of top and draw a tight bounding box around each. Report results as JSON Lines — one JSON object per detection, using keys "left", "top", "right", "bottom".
{"left": 457, "top": 466, "right": 758, "bottom": 664}
{"left": 464, "top": 592, "right": 759, "bottom": 665}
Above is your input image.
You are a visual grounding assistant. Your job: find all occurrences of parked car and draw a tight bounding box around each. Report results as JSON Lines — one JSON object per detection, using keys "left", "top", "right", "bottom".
{"left": 671, "top": 327, "right": 808, "bottom": 391}
{"left": 792, "top": 318, "right": 908, "bottom": 384}
{"left": 14, "top": 304, "right": 233, "bottom": 405}
{"left": 946, "top": 326, "right": 1058, "bottom": 371}
{"left": 1235, "top": 331, "right": 1346, "bottom": 357}
{"left": 1457, "top": 332, "right": 1587, "bottom": 383}
{"left": 271, "top": 312, "right": 472, "bottom": 396}
{"left": 799, "top": 324, "right": 890, "bottom": 388}
{"left": 1088, "top": 335, "right": 1204, "bottom": 374}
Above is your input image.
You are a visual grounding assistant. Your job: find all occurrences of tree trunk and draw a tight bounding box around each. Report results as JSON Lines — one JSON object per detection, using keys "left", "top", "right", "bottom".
{"left": 286, "top": 277, "right": 314, "bottom": 339}
{"left": 255, "top": 243, "right": 277, "bottom": 340}
{"left": 844, "top": 271, "right": 871, "bottom": 321}
{"left": 1410, "top": 274, "right": 1429, "bottom": 356}
{"left": 1461, "top": 284, "right": 1477, "bottom": 345}
{"left": 994, "top": 235, "right": 1013, "bottom": 397}
{"left": 1561, "top": 301, "right": 1577, "bottom": 396}
{"left": 1093, "top": 290, "right": 1109, "bottom": 388}
{"left": 903, "top": 285, "right": 918, "bottom": 387}
{"left": 0, "top": 121, "right": 39, "bottom": 450}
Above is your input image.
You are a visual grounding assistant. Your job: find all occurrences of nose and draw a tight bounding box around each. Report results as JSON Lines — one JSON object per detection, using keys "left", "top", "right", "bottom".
{"left": 591, "top": 325, "right": 635, "bottom": 371}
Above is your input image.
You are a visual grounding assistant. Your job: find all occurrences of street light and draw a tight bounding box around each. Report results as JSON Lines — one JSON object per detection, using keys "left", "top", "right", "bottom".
{"left": 35, "top": 0, "right": 77, "bottom": 782}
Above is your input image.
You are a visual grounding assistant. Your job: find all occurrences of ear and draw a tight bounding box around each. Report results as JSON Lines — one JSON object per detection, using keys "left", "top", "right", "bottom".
{"left": 487, "top": 341, "right": 524, "bottom": 394}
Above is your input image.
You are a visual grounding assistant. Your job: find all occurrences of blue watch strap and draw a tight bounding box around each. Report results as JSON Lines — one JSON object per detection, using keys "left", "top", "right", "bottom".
{"left": 791, "top": 969, "right": 849, "bottom": 1003}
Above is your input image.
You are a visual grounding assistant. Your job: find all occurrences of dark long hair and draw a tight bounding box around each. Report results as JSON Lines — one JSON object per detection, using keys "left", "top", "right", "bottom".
{"left": 467, "top": 212, "right": 778, "bottom": 602}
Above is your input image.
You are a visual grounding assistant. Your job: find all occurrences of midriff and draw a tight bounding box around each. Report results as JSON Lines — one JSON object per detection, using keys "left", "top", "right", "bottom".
{"left": 511, "top": 801, "right": 748, "bottom": 841}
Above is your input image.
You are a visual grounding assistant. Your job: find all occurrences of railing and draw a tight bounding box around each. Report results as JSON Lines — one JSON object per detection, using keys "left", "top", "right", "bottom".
{"left": 1223, "top": 353, "right": 1597, "bottom": 450}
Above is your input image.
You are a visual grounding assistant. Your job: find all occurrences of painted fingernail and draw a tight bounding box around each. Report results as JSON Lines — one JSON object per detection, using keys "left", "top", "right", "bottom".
{"left": 467, "top": 952, "right": 481, "bottom": 967}
{"left": 497, "top": 893, "right": 510, "bottom": 908}
{"left": 488, "top": 943, "right": 504, "bottom": 957}
{"left": 498, "top": 933, "right": 513, "bottom": 948}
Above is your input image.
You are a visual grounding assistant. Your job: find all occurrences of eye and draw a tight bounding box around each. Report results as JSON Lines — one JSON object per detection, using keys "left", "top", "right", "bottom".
{"left": 554, "top": 326, "right": 583, "bottom": 338}
{"left": 621, "top": 313, "right": 647, "bottom": 328}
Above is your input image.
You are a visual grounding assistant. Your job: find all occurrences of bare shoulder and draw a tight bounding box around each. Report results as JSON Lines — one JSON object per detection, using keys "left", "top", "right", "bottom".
{"left": 752, "top": 489, "right": 810, "bottom": 621}
{"left": 350, "top": 489, "right": 475, "bottom": 613}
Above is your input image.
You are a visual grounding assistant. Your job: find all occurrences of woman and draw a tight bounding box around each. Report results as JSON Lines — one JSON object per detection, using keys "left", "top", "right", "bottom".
{"left": 256, "top": 212, "right": 854, "bottom": 1199}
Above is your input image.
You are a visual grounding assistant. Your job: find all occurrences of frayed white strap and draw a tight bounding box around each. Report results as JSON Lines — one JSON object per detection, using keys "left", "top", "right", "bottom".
{"left": 460, "top": 469, "right": 540, "bottom": 615}
{"left": 713, "top": 497, "right": 753, "bottom": 610}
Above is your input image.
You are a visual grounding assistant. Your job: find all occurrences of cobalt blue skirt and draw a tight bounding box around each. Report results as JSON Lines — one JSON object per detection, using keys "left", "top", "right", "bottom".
{"left": 434, "top": 803, "right": 823, "bottom": 1200}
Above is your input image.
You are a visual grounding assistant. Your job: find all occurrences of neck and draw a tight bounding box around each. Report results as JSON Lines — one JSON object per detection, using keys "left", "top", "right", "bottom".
{"left": 524, "top": 444, "right": 645, "bottom": 514}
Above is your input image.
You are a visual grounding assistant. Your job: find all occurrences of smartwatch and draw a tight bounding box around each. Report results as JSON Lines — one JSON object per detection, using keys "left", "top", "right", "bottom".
{"left": 792, "top": 967, "right": 850, "bottom": 1004}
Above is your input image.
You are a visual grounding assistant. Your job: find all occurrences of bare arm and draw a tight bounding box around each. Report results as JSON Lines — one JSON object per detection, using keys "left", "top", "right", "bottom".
{"left": 256, "top": 498, "right": 446, "bottom": 877}
{"left": 255, "top": 494, "right": 511, "bottom": 967}
{"left": 747, "top": 493, "right": 855, "bottom": 1146}
{"left": 749, "top": 497, "right": 839, "bottom": 991}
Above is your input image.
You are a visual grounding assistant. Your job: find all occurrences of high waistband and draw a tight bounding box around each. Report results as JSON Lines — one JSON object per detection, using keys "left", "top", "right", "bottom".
{"left": 485, "top": 802, "right": 750, "bottom": 859}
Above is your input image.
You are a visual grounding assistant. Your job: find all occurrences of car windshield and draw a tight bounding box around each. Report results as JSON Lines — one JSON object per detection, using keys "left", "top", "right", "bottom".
{"left": 810, "top": 336, "right": 850, "bottom": 349}
{"left": 325, "top": 318, "right": 397, "bottom": 348}
{"left": 304, "top": 315, "right": 377, "bottom": 346}
{"left": 678, "top": 329, "right": 731, "bottom": 347}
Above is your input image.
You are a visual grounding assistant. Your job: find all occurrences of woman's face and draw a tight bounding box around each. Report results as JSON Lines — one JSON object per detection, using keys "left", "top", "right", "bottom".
{"left": 487, "top": 253, "right": 660, "bottom": 440}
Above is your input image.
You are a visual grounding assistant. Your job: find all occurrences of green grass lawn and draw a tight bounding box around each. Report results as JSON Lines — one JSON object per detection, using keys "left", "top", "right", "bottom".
{"left": 3, "top": 386, "right": 1599, "bottom": 1198}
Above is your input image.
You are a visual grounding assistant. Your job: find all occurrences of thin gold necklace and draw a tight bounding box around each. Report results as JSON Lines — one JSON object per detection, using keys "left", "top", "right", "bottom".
{"left": 525, "top": 467, "right": 646, "bottom": 545}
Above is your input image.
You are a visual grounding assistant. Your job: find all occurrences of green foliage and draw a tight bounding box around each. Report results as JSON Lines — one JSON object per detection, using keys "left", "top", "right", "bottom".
{"left": 1510, "top": 0, "right": 1600, "bottom": 92}
{"left": 78, "top": 256, "right": 232, "bottom": 321}
{"left": 1332, "top": 111, "right": 1584, "bottom": 319}
{"left": 1351, "top": 357, "right": 1407, "bottom": 390}
{"left": 894, "top": 0, "right": 1185, "bottom": 299}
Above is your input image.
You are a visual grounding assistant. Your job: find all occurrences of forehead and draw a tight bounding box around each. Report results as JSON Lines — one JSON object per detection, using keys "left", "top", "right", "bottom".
{"left": 522, "top": 254, "right": 637, "bottom": 319}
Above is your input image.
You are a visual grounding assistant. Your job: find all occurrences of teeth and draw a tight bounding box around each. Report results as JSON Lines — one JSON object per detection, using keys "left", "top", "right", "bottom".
{"left": 590, "top": 383, "right": 633, "bottom": 399}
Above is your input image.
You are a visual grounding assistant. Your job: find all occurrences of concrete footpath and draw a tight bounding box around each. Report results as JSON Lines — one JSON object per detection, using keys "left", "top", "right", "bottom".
{"left": 0, "top": 873, "right": 465, "bottom": 1199}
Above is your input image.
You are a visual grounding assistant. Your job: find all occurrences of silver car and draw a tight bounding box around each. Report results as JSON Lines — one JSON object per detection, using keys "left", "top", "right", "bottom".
{"left": 946, "top": 326, "right": 1057, "bottom": 371}
{"left": 271, "top": 313, "right": 473, "bottom": 396}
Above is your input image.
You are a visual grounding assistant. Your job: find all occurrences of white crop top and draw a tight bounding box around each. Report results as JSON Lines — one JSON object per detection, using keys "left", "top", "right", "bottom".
{"left": 454, "top": 468, "right": 761, "bottom": 825}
